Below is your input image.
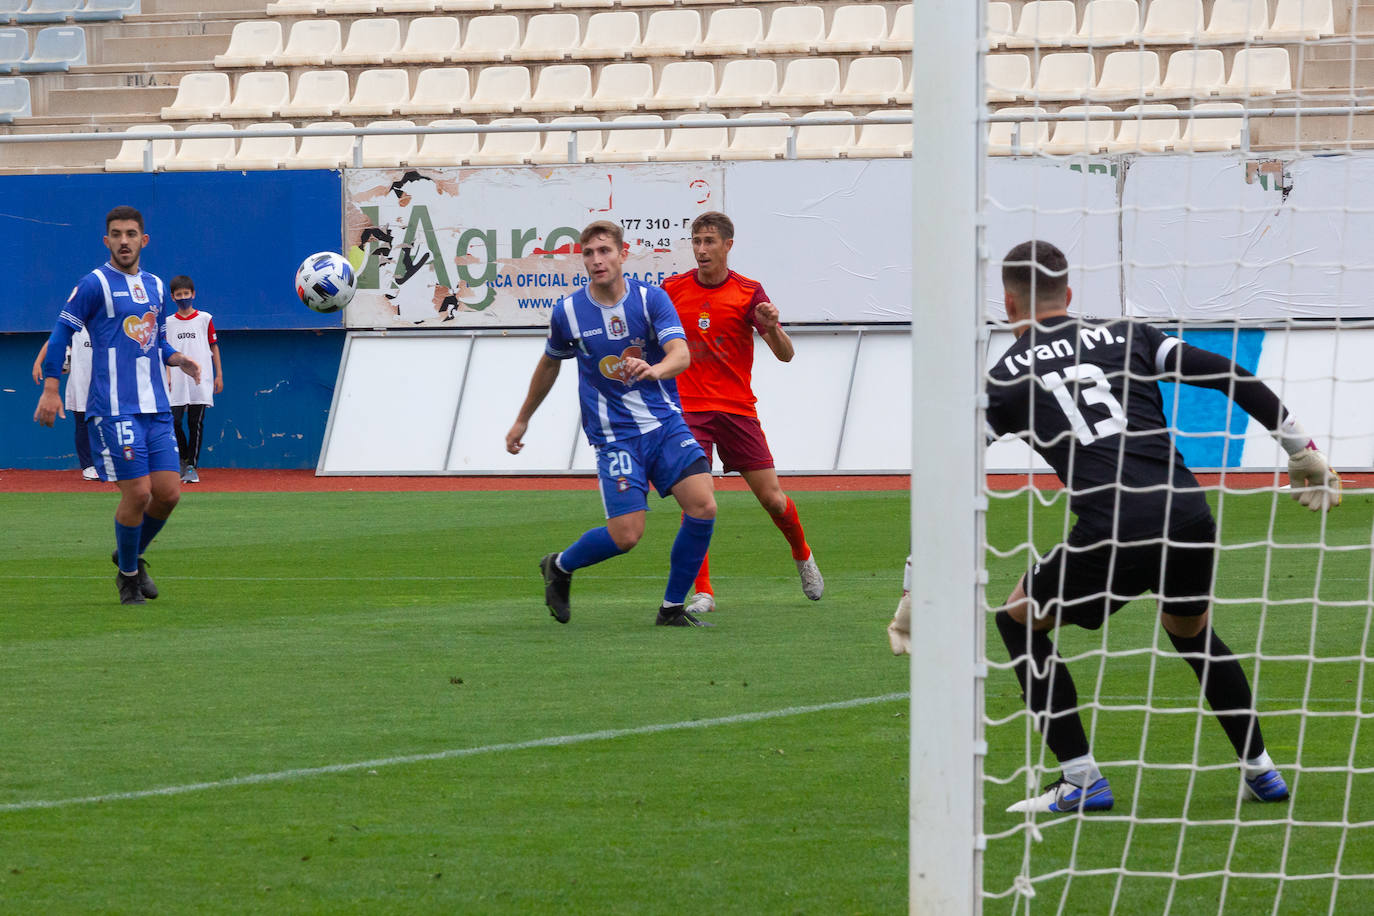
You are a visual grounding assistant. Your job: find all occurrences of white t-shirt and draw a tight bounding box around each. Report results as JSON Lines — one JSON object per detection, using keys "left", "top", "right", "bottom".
{"left": 65, "top": 326, "right": 93, "bottom": 413}
{"left": 166, "top": 309, "right": 217, "bottom": 406}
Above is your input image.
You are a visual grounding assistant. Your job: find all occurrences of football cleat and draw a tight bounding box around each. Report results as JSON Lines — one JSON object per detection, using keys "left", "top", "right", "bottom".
{"left": 540, "top": 553, "right": 572, "bottom": 623}
{"left": 686, "top": 591, "right": 716, "bottom": 615}
{"left": 82, "top": 466, "right": 99, "bottom": 481}
{"left": 655, "top": 605, "right": 713, "bottom": 627}
{"left": 796, "top": 553, "right": 824, "bottom": 600}
{"left": 111, "top": 551, "right": 158, "bottom": 600}
{"left": 1244, "top": 769, "right": 1291, "bottom": 802}
{"left": 1006, "top": 777, "right": 1114, "bottom": 814}
{"left": 183, "top": 466, "right": 199, "bottom": 484}
{"left": 116, "top": 572, "right": 146, "bottom": 606}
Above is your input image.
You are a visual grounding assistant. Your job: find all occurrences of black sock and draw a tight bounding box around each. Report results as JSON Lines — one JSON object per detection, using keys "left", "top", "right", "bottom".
{"left": 1168, "top": 626, "right": 1265, "bottom": 759}
{"left": 995, "top": 610, "right": 1091, "bottom": 763}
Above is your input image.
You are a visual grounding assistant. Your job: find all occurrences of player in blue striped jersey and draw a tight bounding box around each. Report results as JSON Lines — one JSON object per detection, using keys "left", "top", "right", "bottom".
{"left": 506, "top": 220, "right": 717, "bottom": 627}
{"left": 33, "top": 206, "right": 201, "bottom": 606}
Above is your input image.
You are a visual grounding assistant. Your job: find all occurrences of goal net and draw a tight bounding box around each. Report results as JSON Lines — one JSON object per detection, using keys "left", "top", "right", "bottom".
{"left": 912, "top": 2, "right": 1374, "bottom": 914}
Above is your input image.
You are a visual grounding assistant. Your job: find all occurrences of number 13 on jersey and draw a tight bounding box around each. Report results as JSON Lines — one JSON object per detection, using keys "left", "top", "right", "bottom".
{"left": 1043, "top": 365, "right": 1127, "bottom": 446}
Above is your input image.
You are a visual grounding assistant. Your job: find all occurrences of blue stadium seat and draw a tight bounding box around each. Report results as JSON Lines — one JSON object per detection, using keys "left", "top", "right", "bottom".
{"left": 74, "top": 0, "right": 139, "bottom": 22}
{"left": 0, "top": 75, "right": 31, "bottom": 121}
{"left": 19, "top": 25, "right": 85, "bottom": 71}
{"left": 0, "top": 26, "right": 26, "bottom": 72}
{"left": 0, "top": 0, "right": 25, "bottom": 23}
{"left": 16, "top": 0, "right": 81, "bottom": 24}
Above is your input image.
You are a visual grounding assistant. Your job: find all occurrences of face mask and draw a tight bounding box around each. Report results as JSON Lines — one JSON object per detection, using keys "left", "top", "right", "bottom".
{"left": 175, "top": 297, "right": 195, "bottom": 307}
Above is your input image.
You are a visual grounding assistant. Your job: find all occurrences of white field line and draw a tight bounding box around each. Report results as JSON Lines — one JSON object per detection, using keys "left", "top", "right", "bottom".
{"left": 0, "top": 692, "right": 908, "bottom": 814}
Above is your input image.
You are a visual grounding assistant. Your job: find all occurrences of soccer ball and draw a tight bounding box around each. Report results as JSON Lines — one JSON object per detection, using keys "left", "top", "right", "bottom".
{"left": 295, "top": 251, "right": 357, "bottom": 314}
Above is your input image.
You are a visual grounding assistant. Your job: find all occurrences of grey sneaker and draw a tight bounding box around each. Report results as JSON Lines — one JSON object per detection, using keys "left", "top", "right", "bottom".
{"left": 686, "top": 591, "right": 716, "bottom": 614}
{"left": 796, "top": 553, "right": 824, "bottom": 600}
{"left": 116, "top": 572, "right": 146, "bottom": 605}
{"left": 183, "top": 466, "right": 199, "bottom": 484}
{"left": 111, "top": 551, "right": 158, "bottom": 600}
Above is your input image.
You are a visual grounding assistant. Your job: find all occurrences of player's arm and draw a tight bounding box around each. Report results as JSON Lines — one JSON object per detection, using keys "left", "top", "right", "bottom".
{"left": 506, "top": 354, "right": 562, "bottom": 454}
{"left": 31, "top": 342, "right": 48, "bottom": 385}
{"left": 34, "top": 323, "right": 76, "bottom": 427}
{"left": 210, "top": 343, "right": 223, "bottom": 394}
{"left": 624, "top": 338, "right": 690, "bottom": 383}
{"left": 755, "top": 300, "right": 795, "bottom": 363}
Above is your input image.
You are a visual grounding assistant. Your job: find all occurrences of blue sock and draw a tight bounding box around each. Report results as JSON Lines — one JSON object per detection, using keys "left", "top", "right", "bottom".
{"left": 138, "top": 513, "right": 167, "bottom": 554}
{"left": 115, "top": 521, "right": 141, "bottom": 574}
{"left": 665, "top": 515, "right": 714, "bottom": 606}
{"left": 558, "top": 526, "right": 624, "bottom": 572}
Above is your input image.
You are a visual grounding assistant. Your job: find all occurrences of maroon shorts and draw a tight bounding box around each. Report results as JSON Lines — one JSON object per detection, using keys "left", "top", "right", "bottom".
{"left": 683, "top": 410, "right": 775, "bottom": 474}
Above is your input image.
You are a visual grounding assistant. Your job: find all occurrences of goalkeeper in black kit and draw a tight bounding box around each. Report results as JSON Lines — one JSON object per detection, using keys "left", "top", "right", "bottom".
{"left": 892, "top": 240, "right": 1341, "bottom": 815}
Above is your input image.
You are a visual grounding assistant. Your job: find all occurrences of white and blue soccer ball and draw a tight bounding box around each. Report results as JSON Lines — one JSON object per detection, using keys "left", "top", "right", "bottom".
{"left": 295, "top": 251, "right": 357, "bottom": 314}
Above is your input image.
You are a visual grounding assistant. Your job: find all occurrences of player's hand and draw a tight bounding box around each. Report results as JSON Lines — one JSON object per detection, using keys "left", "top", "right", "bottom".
{"left": 31, "top": 362, "right": 42, "bottom": 385}
{"left": 621, "top": 356, "right": 656, "bottom": 384}
{"left": 755, "top": 300, "right": 780, "bottom": 331}
{"left": 214, "top": 376, "right": 224, "bottom": 395}
{"left": 175, "top": 356, "right": 202, "bottom": 385}
{"left": 506, "top": 420, "right": 528, "bottom": 455}
{"left": 887, "top": 593, "right": 911, "bottom": 655}
{"left": 1288, "top": 448, "right": 1341, "bottom": 511}
{"left": 33, "top": 390, "right": 65, "bottom": 427}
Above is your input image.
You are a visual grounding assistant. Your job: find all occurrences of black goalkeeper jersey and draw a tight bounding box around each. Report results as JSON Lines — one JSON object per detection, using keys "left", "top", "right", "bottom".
{"left": 985, "top": 315, "right": 1213, "bottom": 540}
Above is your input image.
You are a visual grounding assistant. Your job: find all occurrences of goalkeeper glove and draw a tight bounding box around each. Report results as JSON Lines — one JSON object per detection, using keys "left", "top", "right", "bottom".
{"left": 1288, "top": 447, "right": 1341, "bottom": 512}
{"left": 887, "top": 593, "right": 911, "bottom": 656}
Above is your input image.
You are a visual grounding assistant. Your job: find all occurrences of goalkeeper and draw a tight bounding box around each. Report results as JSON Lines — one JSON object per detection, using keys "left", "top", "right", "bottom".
{"left": 894, "top": 239, "right": 1341, "bottom": 815}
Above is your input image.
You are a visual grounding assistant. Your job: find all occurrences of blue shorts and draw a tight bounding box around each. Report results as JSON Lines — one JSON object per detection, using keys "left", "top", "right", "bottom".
{"left": 89, "top": 412, "right": 181, "bottom": 482}
{"left": 596, "top": 415, "right": 709, "bottom": 519}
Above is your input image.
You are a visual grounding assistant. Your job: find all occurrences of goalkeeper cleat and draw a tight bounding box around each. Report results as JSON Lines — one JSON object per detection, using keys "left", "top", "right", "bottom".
{"left": 1006, "top": 777, "right": 1114, "bottom": 814}
{"left": 796, "top": 553, "right": 824, "bottom": 600}
{"left": 116, "top": 572, "right": 146, "bottom": 606}
{"left": 656, "top": 604, "right": 713, "bottom": 627}
{"left": 888, "top": 593, "right": 912, "bottom": 655}
{"left": 111, "top": 551, "right": 158, "bottom": 599}
{"left": 686, "top": 591, "right": 716, "bottom": 615}
{"left": 1244, "top": 769, "right": 1291, "bottom": 802}
{"left": 540, "top": 553, "right": 572, "bottom": 624}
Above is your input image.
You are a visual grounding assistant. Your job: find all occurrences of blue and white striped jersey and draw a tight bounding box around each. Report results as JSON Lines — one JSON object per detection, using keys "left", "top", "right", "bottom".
{"left": 545, "top": 279, "right": 688, "bottom": 446}
{"left": 50, "top": 263, "right": 177, "bottom": 417}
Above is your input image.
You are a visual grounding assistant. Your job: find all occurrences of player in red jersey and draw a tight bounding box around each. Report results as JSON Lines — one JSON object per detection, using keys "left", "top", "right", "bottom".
{"left": 661, "top": 211, "right": 822, "bottom": 614}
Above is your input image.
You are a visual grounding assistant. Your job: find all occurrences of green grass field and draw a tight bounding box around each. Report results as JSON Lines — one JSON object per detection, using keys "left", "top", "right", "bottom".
{"left": 1, "top": 486, "right": 1370, "bottom": 914}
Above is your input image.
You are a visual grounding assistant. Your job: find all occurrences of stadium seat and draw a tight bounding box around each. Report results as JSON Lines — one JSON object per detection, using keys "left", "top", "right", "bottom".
{"left": 1072, "top": 0, "right": 1139, "bottom": 47}
{"left": 227, "top": 122, "right": 296, "bottom": 169}
{"left": 636, "top": 10, "right": 700, "bottom": 58}
{"left": 104, "top": 123, "right": 173, "bottom": 171}
{"left": 394, "top": 16, "right": 460, "bottom": 63}
{"left": 773, "top": 57, "right": 840, "bottom": 109}
{"left": 1176, "top": 101, "right": 1245, "bottom": 150}
{"left": 524, "top": 63, "right": 592, "bottom": 112}
{"left": 340, "top": 68, "right": 409, "bottom": 116}
{"left": 697, "top": 9, "right": 760, "bottom": 56}
{"left": 834, "top": 56, "right": 905, "bottom": 107}
{"left": 710, "top": 58, "right": 778, "bottom": 108}
{"left": 222, "top": 71, "right": 290, "bottom": 119}
{"left": 1263, "top": 0, "right": 1334, "bottom": 40}
{"left": 1149, "top": 48, "right": 1225, "bottom": 98}
{"left": 1203, "top": 0, "right": 1268, "bottom": 43}
{"left": 0, "top": 0, "right": 24, "bottom": 19}
{"left": 986, "top": 54, "right": 1031, "bottom": 102}
{"left": 792, "top": 110, "right": 855, "bottom": 158}
{"left": 1004, "top": 0, "right": 1077, "bottom": 48}
{"left": 164, "top": 123, "right": 236, "bottom": 171}
{"left": 987, "top": 106, "right": 1049, "bottom": 155}
{"left": 878, "top": 3, "right": 911, "bottom": 52}
{"left": 18, "top": 25, "right": 84, "bottom": 72}
{"left": 379, "top": 0, "right": 438, "bottom": 10}
{"left": 1108, "top": 102, "right": 1179, "bottom": 152}
{"left": 398, "top": 66, "right": 469, "bottom": 115}
{"left": 852, "top": 110, "right": 911, "bottom": 158}
{"left": 286, "top": 120, "right": 356, "bottom": 168}
{"left": 74, "top": 0, "right": 138, "bottom": 21}
{"left": 758, "top": 5, "right": 824, "bottom": 54}
{"left": 333, "top": 18, "right": 402, "bottom": 65}
{"left": 0, "top": 27, "right": 26, "bottom": 72}
{"left": 215, "top": 21, "right": 283, "bottom": 68}
{"left": 1031, "top": 52, "right": 1096, "bottom": 102}
{"left": 1142, "top": 0, "right": 1203, "bottom": 43}
{"left": 275, "top": 19, "right": 342, "bottom": 67}
{"left": 572, "top": 11, "right": 638, "bottom": 60}
{"left": 1086, "top": 50, "right": 1160, "bottom": 101}
{"left": 451, "top": 15, "right": 519, "bottom": 63}
{"left": 436, "top": 0, "right": 493, "bottom": 12}
{"left": 529, "top": 115, "right": 603, "bottom": 163}
{"left": 0, "top": 73, "right": 29, "bottom": 120}
{"left": 409, "top": 117, "right": 478, "bottom": 166}
{"left": 721, "top": 111, "right": 789, "bottom": 160}
{"left": 595, "top": 114, "right": 665, "bottom": 162}
{"left": 331, "top": 0, "right": 380, "bottom": 12}
{"left": 1041, "top": 103, "right": 1114, "bottom": 154}
{"left": 1222, "top": 47, "right": 1291, "bottom": 95}
{"left": 654, "top": 112, "right": 727, "bottom": 160}
{"left": 160, "top": 72, "right": 231, "bottom": 120}
{"left": 279, "top": 69, "right": 350, "bottom": 118}
{"left": 511, "top": 13, "right": 578, "bottom": 62}
{"left": 650, "top": 60, "right": 714, "bottom": 109}
{"left": 359, "top": 119, "right": 418, "bottom": 167}
{"left": 265, "top": 0, "right": 323, "bottom": 13}
{"left": 987, "top": 2, "right": 1014, "bottom": 47}
{"left": 819, "top": 5, "right": 886, "bottom": 54}
{"left": 584, "top": 61, "right": 653, "bottom": 111}
{"left": 467, "top": 116, "right": 540, "bottom": 164}
{"left": 16, "top": 0, "right": 79, "bottom": 24}
{"left": 464, "top": 64, "right": 531, "bottom": 113}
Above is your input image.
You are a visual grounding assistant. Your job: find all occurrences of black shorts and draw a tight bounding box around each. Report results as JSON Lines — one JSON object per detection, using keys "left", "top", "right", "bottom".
{"left": 1025, "top": 515, "right": 1217, "bottom": 630}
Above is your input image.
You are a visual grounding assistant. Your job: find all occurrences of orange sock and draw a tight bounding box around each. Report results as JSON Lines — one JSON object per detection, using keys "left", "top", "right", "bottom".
{"left": 772, "top": 496, "right": 810, "bottom": 561}
{"left": 694, "top": 550, "right": 713, "bottom": 596}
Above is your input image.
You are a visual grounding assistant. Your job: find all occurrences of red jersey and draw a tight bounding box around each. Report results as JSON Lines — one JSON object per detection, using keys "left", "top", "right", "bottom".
{"left": 662, "top": 269, "right": 769, "bottom": 417}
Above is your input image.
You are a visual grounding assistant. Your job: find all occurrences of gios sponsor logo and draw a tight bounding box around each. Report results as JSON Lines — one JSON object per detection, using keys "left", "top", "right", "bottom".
{"left": 598, "top": 346, "right": 643, "bottom": 384}
{"left": 123, "top": 312, "right": 158, "bottom": 352}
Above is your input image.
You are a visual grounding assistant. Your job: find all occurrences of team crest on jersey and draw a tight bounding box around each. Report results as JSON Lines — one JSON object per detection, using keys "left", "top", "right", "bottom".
{"left": 130, "top": 279, "right": 149, "bottom": 305}
{"left": 698, "top": 311, "right": 710, "bottom": 331}
{"left": 616, "top": 476, "right": 630, "bottom": 493}
{"left": 123, "top": 445, "right": 135, "bottom": 461}
{"left": 598, "top": 346, "right": 644, "bottom": 384}
{"left": 608, "top": 315, "right": 628, "bottom": 340}
{"left": 123, "top": 311, "right": 158, "bottom": 352}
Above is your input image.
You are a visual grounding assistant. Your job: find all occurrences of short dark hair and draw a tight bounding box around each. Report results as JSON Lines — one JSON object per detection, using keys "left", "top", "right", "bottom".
{"left": 691, "top": 211, "right": 734, "bottom": 241}
{"left": 169, "top": 275, "right": 195, "bottom": 294}
{"left": 580, "top": 219, "right": 623, "bottom": 250}
{"left": 1002, "top": 240, "right": 1068, "bottom": 302}
{"left": 105, "top": 205, "right": 145, "bottom": 233}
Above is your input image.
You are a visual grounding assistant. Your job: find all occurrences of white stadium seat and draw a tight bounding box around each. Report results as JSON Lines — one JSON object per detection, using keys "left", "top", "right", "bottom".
{"left": 794, "top": 109, "right": 855, "bottom": 158}
{"left": 398, "top": 66, "right": 469, "bottom": 115}
{"left": 819, "top": 5, "right": 887, "bottom": 54}
{"left": 852, "top": 110, "right": 911, "bottom": 158}
{"left": 1108, "top": 102, "right": 1180, "bottom": 152}
{"left": 228, "top": 122, "right": 297, "bottom": 169}
{"left": 1176, "top": 100, "right": 1245, "bottom": 150}
{"left": 987, "top": 106, "right": 1049, "bottom": 155}
{"left": 464, "top": 64, "right": 531, "bottom": 113}
{"left": 467, "top": 116, "right": 540, "bottom": 164}
{"left": 773, "top": 57, "right": 841, "bottom": 109}
{"left": 529, "top": 115, "right": 603, "bottom": 163}
{"left": 1263, "top": 0, "right": 1334, "bottom": 40}
{"left": 339, "top": 68, "right": 410, "bottom": 117}
{"left": 285, "top": 120, "right": 356, "bottom": 169}
{"left": 758, "top": 5, "right": 825, "bottom": 54}
{"left": 1203, "top": 0, "right": 1268, "bottom": 43}
{"left": 878, "top": 4, "right": 911, "bottom": 52}
{"left": 394, "top": 16, "right": 461, "bottom": 64}
{"left": 572, "top": 11, "right": 638, "bottom": 60}
{"left": 584, "top": 62, "right": 653, "bottom": 111}
{"left": 1142, "top": 0, "right": 1203, "bottom": 43}
{"left": 409, "top": 118, "right": 479, "bottom": 166}
{"left": 1086, "top": 49, "right": 1160, "bottom": 101}
{"left": 104, "top": 123, "right": 174, "bottom": 171}
{"left": 656, "top": 112, "right": 728, "bottom": 161}
{"left": 165, "top": 123, "right": 237, "bottom": 171}
{"left": 333, "top": 18, "right": 402, "bottom": 65}
{"left": 721, "top": 111, "right": 789, "bottom": 160}
{"left": 595, "top": 114, "right": 665, "bottom": 162}
{"left": 710, "top": 58, "right": 777, "bottom": 108}
{"left": 1072, "top": 0, "right": 1139, "bottom": 47}
{"left": 697, "top": 8, "right": 762, "bottom": 57}
{"left": 1005, "top": 0, "right": 1077, "bottom": 48}
{"left": 279, "top": 70, "right": 351, "bottom": 118}
{"left": 451, "top": 15, "right": 519, "bottom": 63}
{"left": 650, "top": 60, "right": 714, "bottom": 110}
{"left": 636, "top": 10, "right": 701, "bottom": 57}
{"left": 986, "top": 54, "right": 1031, "bottom": 102}
{"left": 511, "top": 13, "right": 579, "bottom": 62}
{"left": 359, "top": 119, "right": 418, "bottom": 167}
{"left": 275, "top": 19, "right": 342, "bottom": 67}
{"left": 1221, "top": 47, "right": 1291, "bottom": 96}
{"left": 1032, "top": 52, "right": 1096, "bottom": 102}
{"left": 987, "top": 2, "right": 1014, "bottom": 47}
{"left": 1148, "top": 49, "right": 1225, "bottom": 99}
{"left": 222, "top": 71, "right": 290, "bottom": 119}
{"left": 160, "top": 72, "right": 230, "bottom": 120}
{"left": 834, "top": 56, "right": 905, "bottom": 107}
{"left": 524, "top": 63, "right": 593, "bottom": 113}
{"left": 215, "top": 21, "right": 283, "bottom": 68}
{"left": 380, "top": 0, "right": 438, "bottom": 10}
{"left": 1041, "top": 103, "right": 1115, "bottom": 155}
